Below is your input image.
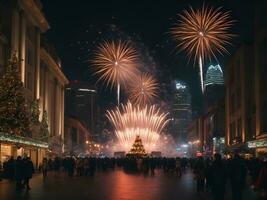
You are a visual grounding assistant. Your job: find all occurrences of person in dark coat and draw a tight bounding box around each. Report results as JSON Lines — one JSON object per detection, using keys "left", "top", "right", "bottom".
{"left": 15, "top": 156, "right": 24, "bottom": 190}
{"left": 194, "top": 157, "right": 206, "bottom": 193}
{"left": 22, "top": 157, "right": 35, "bottom": 190}
{"left": 229, "top": 154, "right": 247, "bottom": 200}
{"left": 210, "top": 153, "right": 227, "bottom": 200}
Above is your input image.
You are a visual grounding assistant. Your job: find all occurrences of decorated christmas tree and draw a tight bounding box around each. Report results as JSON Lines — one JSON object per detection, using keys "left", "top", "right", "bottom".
{"left": 30, "top": 99, "right": 40, "bottom": 124}
{"left": 128, "top": 135, "right": 147, "bottom": 156}
{"left": 0, "top": 53, "right": 30, "bottom": 136}
{"left": 40, "top": 110, "right": 49, "bottom": 141}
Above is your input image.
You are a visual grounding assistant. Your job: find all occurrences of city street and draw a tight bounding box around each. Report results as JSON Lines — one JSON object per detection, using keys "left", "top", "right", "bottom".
{"left": 0, "top": 169, "right": 259, "bottom": 200}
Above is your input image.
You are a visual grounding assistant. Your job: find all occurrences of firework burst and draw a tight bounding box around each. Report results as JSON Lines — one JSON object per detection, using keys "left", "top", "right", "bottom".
{"left": 106, "top": 102, "right": 169, "bottom": 152}
{"left": 92, "top": 40, "right": 139, "bottom": 104}
{"left": 128, "top": 73, "right": 159, "bottom": 106}
{"left": 171, "top": 4, "right": 234, "bottom": 92}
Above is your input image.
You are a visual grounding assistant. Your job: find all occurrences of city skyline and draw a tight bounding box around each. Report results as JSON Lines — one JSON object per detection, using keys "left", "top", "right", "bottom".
{"left": 43, "top": 0, "right": 254, "bottom": 112}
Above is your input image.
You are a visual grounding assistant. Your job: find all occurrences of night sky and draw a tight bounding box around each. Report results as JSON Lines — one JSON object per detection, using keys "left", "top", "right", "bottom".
{"left": 43, "top": 0, "right": 254, "bottom": 112}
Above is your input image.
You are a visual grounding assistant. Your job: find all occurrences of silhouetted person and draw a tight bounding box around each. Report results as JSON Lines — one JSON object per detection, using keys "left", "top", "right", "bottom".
{"left": 67, "top": 157, "right": 75, "bottom": 177}
{"left": 175, "top": 158, "right": 182, "bottom": 178}
{"left": 229, "top": 154, "right": 247, "bottom": 200}
{"left": 15, "top": 156, "right": 24, "bottom": 190}
{"left": 255, "top": 161, "right": 267, "bottom": 199}
{"left": 5, "top": 156, "right": 15, "bottom": 179}
{"left": 22, "top": 157, "right": 35, "bottom": 190}
{"left": 204, "top": 157, "right": 212, "bottom": 192}
{"left": 210, "top": 153, "right": 227, "bottom": 200}
{"left": 42, "top": 158, "right": 48, "bottom": 179}
{"left": 150, "top": 158, "right": 156, "bottom": 176}
{"left": 194, "top": 157, "right": 205, "bottom": 193}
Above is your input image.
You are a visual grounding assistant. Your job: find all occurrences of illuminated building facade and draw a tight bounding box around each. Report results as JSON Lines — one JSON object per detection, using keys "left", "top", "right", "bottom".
{"left": 204, "top": 64, "right": 225, "bottom": 108}
{"left": 0, "top": 0, "right": 68, "bottom": 167}
{"left": 252, "top": 1, "right": 267, "bottom": 157}
{"left": 65, "top": 81, "right": 98, "bottom": 136}
{"left": 225, "top": 45, "right": 254, "bottom": 150}
{"left": 172, "top": 81, "right": 192, "bottom": 143}
{"left": 225, "top": 0, "right": 267, "bottom": 156}
{"left": 204, "top": 64, "right": 224, "bottom": 88}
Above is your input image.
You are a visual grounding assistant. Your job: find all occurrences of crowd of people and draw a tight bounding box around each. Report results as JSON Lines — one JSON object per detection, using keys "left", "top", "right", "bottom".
{"left": 1, "top": 156, "right": 34, "bottom": 190}
{"left": 1, "top": 154, "right": 267, "bottom": 199}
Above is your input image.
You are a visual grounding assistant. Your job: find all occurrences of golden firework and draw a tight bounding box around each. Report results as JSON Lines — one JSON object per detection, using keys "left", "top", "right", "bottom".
{"left": 93, "top": 40, "right": 139, "bottom": 104}
{"left": 106, "top": 102, "right": 169, "bottom": 152}
{"left": 128, "top": 73, "right": 159, "bottom": 105}
{"left": 171, "top": 4, "right": 234, "bottom": 92}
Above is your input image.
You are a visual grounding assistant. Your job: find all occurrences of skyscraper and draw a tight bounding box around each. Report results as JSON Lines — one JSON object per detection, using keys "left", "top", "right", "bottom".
{"left": 204, "top": 64, "right": 224, "bottom": 88}
{"left": 172, "top": 81, "right": 192, "bottom": 143}
{"left": 204, "top": 64, "right": 225, "bottom": 108}
{"left": 65, "top": 81, "right": 97, "bottom": 135}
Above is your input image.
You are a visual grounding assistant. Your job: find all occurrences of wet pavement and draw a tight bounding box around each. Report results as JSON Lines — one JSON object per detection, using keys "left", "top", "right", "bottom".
{"left": 0, "top": 169, "right": 260, "bottom": 200}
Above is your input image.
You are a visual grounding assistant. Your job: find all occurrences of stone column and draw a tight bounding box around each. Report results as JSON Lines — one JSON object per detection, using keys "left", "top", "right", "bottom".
{"left": 19, "top": 11, "right": 26, "bottom": 84}
{"left": 35, "top": 28, "right": 40, "bottom": 99}
{"left": 61, "top": 85, "right": 65, "bottom": 140}
{"left": 255, "top": 39, "right": 260, "bottom": 137}
{"left": 11, "top": 9, "right": 19, "bottom": 55}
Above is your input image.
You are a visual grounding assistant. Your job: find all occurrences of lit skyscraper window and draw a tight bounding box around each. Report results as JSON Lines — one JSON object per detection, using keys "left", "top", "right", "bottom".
{"left": 204, "top": 64, "right": 224, "bottom": 89}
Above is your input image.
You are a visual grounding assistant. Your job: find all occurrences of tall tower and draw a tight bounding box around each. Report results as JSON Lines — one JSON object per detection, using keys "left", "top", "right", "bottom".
{"left": 65, "top": 81, "right": 97, "bottom": 135}
{"left": 172, "top": 81, "right": 192, "bottom": 144}
{"left": 204, "top": 64, "right": 224, "bottom": 88}
{"left": 204, "top": 64, "right": 224, "bottom": 108}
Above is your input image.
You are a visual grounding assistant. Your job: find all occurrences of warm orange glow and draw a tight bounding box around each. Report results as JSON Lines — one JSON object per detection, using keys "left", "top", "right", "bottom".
{"left": 171, "top": 4, "right": 234, "bottom": 62}
{"left": 171, "top": 4, "right": 234, "bottom": 92}
{"left": 106, "top": 102, "right": 169, "bottom": 152}
{"left": 128, "top": 73, "right": 159, "bottom": 106}
{"left": 92, "top": 40, "right": 139, "bottom": 89}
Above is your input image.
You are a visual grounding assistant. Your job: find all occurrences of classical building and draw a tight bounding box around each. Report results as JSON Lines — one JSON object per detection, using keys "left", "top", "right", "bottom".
{"left": 65, "top": 81, "right": 98, "bottom": 135}
{"left": 0, "top": 0, "right": 68, "bottom": 167}
{"left": 172, "top": 80, "right": 192, "bottom": 143}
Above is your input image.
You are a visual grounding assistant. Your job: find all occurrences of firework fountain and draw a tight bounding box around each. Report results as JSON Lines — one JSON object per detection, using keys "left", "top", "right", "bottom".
{"left": 171, "top": 4, "right": 234, "bottom": 93}
{"left": 106, "top": 102, "right": 169, "bottom": 153}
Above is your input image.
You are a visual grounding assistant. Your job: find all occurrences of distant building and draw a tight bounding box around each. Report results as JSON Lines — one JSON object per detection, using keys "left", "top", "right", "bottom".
{"left": 204, "top": 64, "right": 224, "bottom": 88}
{"left": 202, "top": 98, "right": 225, "bottom": 156}
{"left": 64, "top": 116, "right": 92, "bottom": 156}
{"left": 65, "top": 81, "right": 97, "bottom": 135}
{"left": 187, "top": 118, "right": 203, "bottom": 157}
{"left": 204, "top": 64, "right": 225, "bottom": 108}
{"left": 172, "top": 80, "right": 192, "bottom": 143}
{"left": 187, "top": 97, "right": 225, "bottom": 156}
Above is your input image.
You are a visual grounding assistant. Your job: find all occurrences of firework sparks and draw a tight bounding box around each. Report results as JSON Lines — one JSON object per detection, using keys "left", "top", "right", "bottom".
{"left": 171, "top": 4, "right": 234, "bottom": 92}
{"left": 106, "top": 102, "right": 169, "bottom": 152}
{"left": 128, "top": 73, "right": 159, "bottom": 105}
{"left": 92, "top": 40, "right": 139, "bottom": 104}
